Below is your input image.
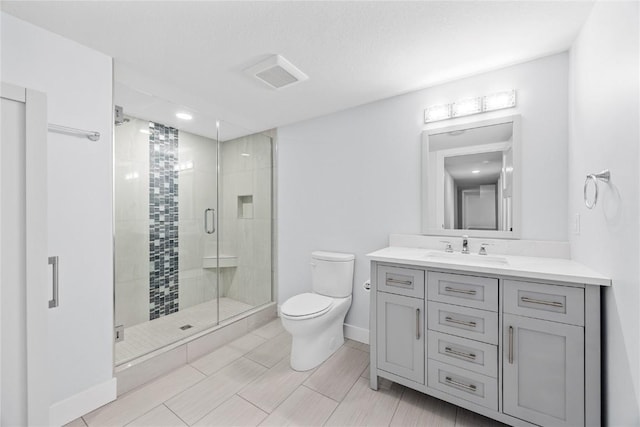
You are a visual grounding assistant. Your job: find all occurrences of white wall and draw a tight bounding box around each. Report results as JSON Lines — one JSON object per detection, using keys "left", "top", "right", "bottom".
{"left": 278, "top": 53, "right": 569, "bottom": 331}
{"left": 1, "top": 11, "right": 115, "bottom": 422}
{"left": 568, "top": 2, "right": 640, "bottom": 424}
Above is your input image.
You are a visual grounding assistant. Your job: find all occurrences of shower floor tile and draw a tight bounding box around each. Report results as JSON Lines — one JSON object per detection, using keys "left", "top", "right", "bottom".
{"left": 115, "top": 297, "right": 253, "bottom": 365}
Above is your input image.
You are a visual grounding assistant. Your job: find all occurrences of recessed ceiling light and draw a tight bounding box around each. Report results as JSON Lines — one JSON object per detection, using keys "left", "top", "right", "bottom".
{"left": 139, "top": 129, "right": 151, "bottom": 135}
{"left": 241, "top": 153, "right": 251, "bottom": 157}
{"left": 176, "top": 112, "right": 193, "bottom": 120}
{"left": 472, "top": 170, "right": 480, "bottom": 174}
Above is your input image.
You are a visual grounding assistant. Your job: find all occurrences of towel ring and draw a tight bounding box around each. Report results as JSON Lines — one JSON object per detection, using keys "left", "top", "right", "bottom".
{"left": 584, "top": 169, "right": 610, "bottom": 209}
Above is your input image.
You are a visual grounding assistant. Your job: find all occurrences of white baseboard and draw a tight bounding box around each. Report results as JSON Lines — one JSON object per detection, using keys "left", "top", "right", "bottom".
{"left": 49, "top": 377, "right": 117, "bottom": 426}
{"left": 344, "top": 323, "right": 369, "bottom": 344}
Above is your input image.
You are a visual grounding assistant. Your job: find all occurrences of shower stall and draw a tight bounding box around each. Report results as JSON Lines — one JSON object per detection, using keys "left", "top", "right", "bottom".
{"left": 113, "top": 106, "right": 274, "bottom": 366}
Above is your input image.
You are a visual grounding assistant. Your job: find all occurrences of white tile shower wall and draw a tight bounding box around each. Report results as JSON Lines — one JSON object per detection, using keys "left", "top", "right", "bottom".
{"left": 278, "top": 53, "right": 569, "bottom": 333}
{"left": 220, "top": 134, "right": 273, "bottom": 306}
{"left": 568, "top": 2, "right": 640, "bottom": 423}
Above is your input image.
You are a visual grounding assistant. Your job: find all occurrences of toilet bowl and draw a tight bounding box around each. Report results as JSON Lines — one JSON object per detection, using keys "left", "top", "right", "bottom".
{"left": 280, "top": 251, "right": 355, "bottom": 371}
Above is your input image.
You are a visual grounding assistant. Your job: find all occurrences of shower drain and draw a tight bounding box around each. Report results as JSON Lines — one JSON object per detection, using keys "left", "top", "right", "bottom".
{"left": 180, "top": 324, "right": 193, "bottom": 330}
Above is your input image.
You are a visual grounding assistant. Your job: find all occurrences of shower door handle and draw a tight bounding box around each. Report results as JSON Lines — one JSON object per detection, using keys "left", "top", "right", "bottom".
{"left": 204, "top": 208, "right": 216, "bottom": 234}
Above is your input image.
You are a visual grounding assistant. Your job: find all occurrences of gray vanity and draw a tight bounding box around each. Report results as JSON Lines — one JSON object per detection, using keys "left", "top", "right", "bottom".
{"left": 368, "top": 241, "right": 610, "bottom": 427}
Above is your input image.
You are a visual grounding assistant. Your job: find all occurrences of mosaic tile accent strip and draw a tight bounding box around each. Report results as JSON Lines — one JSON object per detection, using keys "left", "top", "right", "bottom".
{"left": 148, "top": 122, "right": 179, "bottom": 320}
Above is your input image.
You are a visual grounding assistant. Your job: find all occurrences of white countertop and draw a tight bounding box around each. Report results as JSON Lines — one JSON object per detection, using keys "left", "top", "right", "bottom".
{"left": 367, "top": 246, "right": 611, "bottom": 286}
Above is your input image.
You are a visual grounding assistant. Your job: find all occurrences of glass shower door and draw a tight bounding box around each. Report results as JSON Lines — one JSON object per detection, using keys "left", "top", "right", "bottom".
{"left": 113, "top": 84, "right": 274, "bottom": 366}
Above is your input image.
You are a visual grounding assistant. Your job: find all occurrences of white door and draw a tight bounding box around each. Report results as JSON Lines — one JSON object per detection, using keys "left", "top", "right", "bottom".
{"left": 503, "top": 314, "right": 584, "bottom": 426}
{"left": 1, "top": 83, "right": 49, "bottom": 426}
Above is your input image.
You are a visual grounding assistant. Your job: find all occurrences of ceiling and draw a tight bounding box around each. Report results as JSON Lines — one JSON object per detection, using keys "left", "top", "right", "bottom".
{"left": 1, "top": 1, "right": 594, "bottom": 140}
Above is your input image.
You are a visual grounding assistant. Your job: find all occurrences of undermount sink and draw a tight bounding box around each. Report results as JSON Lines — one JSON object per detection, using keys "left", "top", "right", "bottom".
{"left": 425, "top": 250, "right": 509, "bottom": 265}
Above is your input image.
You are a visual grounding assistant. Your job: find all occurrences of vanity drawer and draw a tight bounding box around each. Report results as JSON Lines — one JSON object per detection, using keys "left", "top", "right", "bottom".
{"left": 427, "top": 272, "right": 498, "bottom": 311}
{"left": 427, "top": 301, "right": 498, "bottom": 345}
{"left": 428, "top": 359, "right": 498, "bottom": 411}
{"left": 504, "top": 280, "right": 584, "bottom": 326}
{"left": 427, "top": 331, "right": 498, "bottom": 378}
{"left": 377, "top": 265, "right": 425, "bottom": 299}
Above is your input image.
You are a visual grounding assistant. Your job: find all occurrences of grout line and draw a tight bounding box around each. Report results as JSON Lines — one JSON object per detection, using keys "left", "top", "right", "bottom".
{"left": 236, "top": 393, "right": 271, "bottom": 416}
{"left": 121, "top": 404, "right": 168, "bottom": 427}
{"left": 387, "top": 385, "right": 405, "bottom": 426}
{"left": 301, "top": 384, "right": 341, "bottom": 404}
{"left": 162, "top": 403, "right": 190, "bottom": 427}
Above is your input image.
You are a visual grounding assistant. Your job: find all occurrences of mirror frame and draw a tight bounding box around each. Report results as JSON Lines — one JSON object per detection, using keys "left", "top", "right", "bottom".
{"left": 421, "top": 114, "right": 522, "bottom": 239}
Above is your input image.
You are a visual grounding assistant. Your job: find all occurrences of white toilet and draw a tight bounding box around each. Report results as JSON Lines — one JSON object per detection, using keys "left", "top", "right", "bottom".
{"left": 280, "top": 251, "right": 355, "bottom": 371}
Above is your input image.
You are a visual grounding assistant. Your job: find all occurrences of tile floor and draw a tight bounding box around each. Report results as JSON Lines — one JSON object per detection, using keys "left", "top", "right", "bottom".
{"left": 72, "top": 319, "right": 507, "bottom": 427}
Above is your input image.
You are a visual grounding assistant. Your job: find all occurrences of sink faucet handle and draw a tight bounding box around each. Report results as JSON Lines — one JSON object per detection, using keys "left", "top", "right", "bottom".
{"left": 479, "top": 242, "right": 491, "bottom": 256}
{"left": 440, "top": 241, "right": 453, "bottom": 253}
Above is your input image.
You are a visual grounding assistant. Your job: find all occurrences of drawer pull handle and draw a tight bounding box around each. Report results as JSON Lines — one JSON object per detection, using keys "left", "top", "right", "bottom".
{"left": 444, "top": 316, "right": 477, "bottom": 328}
{"left": 508, "top": 326, "right": 514, "bottom": 364}
{"left": 386, "top": 278, "right": 413, "bottom": 286}
{"left": 444, "top": 286, "right": 477, "bottom": 295}
{"left": 444, "top": 346, "right": 476, "bottom": 360}
{"left": 416, "top": 308, "right": 420, "bottom": 340}
{"left": 520, "top": 296, "right": 564, "bottom": 308}
{"left": 445, "top": 376, "right": 477, "bottom": 392}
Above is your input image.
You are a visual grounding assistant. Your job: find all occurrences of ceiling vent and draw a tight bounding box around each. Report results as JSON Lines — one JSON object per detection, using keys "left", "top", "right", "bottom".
{"left": 245, "top": 54, "right": 308, "bottom": 89}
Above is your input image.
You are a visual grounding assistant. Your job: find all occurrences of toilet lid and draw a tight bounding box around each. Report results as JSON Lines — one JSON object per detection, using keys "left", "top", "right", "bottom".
{"left": 281, "top": 293, "right": 333, "bottom": 317}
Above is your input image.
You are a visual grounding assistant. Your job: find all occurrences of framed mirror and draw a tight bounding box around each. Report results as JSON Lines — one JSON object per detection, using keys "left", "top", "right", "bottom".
{"left": 421, "top": 115, "right": 521, "bottom": 239}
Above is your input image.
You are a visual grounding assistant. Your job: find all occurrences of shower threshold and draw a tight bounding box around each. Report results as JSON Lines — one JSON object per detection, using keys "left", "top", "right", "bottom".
{"left": 115, "top": 297, "right": 259, "bottom": 366}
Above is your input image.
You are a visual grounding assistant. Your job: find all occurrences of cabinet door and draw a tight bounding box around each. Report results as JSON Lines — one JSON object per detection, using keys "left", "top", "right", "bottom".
{"left": 376, "top": 292, "right": 424, "bottom": 384}
{"left": 503, "top": 314, "right": 584, "bottom": 426}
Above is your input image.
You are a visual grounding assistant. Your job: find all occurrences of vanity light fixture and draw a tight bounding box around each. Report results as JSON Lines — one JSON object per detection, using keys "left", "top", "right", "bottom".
{"left": 240, "top": 153, "right": 251, "bottom": 157}
{"left": 176, "top": 112, "right": 193, "bottom": 120}
{"left": 452, "top": 97, "right": 482, "bottom": 117}
{"left": 472, "top": 170, "right": 480, "bottom": 174}
{"left": 424, "top": 103, "right": 452, "bottom": 122}
{"left": 424, "top": 90, "right": 517, "bottom": 123}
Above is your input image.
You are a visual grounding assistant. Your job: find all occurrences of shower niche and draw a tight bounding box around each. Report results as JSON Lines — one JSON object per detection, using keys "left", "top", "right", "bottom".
{"left": 238, "top": 195, "right": 254, "bottom": 219}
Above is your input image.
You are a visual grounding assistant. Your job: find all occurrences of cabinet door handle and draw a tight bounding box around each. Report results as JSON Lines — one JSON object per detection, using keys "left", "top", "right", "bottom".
{"left": 445, "top": 376, "right": 477, "bottom": 392}
{"left": 48, "top": 256, "right": 59, "bottom": 308}
{"left": 520, "top": 296, "right": 564, "bottom": 308}
{"left": 444, "top": 286, "right": 477, "bottom": 295}
{"left": 386, "top": 278, "right": 412, "bottom": 286}
{"left": 508, "top": 326, "right": 514, "bottom": 364}
{"left": 444, "top": 316, "right": 476, "bottom": 328}
{"left": 416, "top": 308, "right": 420, "bottom": 340}
{"left": 444, "top": 346, "right": 476, "bottom": 360}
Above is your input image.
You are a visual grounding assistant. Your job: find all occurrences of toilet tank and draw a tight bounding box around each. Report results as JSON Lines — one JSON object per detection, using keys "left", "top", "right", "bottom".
{"left": 311, "top": 251, "right": 355, "bottom": 298}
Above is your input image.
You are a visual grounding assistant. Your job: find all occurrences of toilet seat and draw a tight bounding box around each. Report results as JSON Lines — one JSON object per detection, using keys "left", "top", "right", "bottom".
{"left": 281, "top": 293, "right": 333, "bottom": 319}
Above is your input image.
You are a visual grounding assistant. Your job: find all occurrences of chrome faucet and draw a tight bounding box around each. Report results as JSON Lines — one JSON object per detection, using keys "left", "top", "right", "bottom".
{"left": 461, "top": 235, "right": 470, "bottom": 254}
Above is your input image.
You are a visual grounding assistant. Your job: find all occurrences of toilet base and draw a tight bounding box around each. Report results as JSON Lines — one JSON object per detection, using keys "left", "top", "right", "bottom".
{"left": 289, "top": 315, "right": 345, "bottom": 371}
{"left": 282, "top": 296, "right": 351, "bottom": 372}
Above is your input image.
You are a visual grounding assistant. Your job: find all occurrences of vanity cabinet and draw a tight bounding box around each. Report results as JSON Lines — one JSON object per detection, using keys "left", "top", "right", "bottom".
{"left": 369, "top": 261, "right": 603, "bottom": 427}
